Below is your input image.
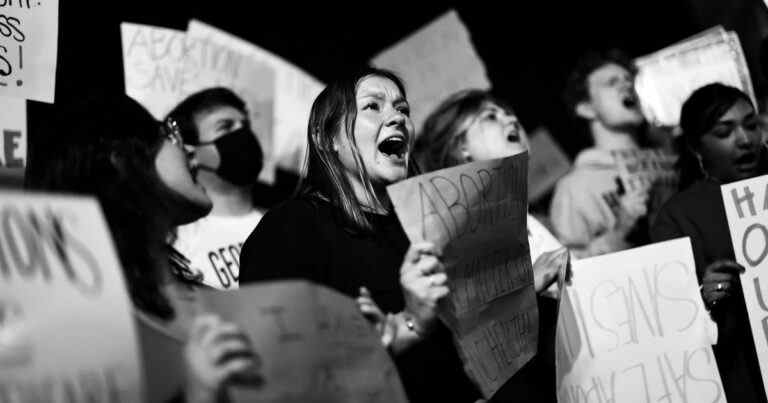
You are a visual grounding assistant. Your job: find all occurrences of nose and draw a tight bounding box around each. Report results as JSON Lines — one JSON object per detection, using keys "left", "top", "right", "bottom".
{"left": 385, "top": 109, "right": 407, "bottom": 127}
{"left": 734, "top": 125, "right": 752, "bottom": 147}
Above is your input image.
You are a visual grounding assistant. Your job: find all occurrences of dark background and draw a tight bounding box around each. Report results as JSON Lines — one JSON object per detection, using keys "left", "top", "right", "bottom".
{"left": 26, "top": 0, "right": 768, "bottom": 202}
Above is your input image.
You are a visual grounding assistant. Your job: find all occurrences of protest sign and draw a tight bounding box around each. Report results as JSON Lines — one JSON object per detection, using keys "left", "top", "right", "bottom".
{"left": 612, "top": 148, "right": 679, "bottom": 220}
{"left": 198, "top": 280, "right": 408, "bottom": 403}
{"left": 121, "top": 23, "right": 191, "bottom": 120}
{"left": 0, "top": 96, "right": 25, "bottom": 186}
{"left": 634, "top": 26, "right": 755, "bottom": 127}
{"left": 188, "top": 20, "right": 322, "bottom": 177}
{"left": 0, "top": 0, "right": 58, "bottom": 103}
{"left": 556, "top": 238, "right": 724, "bottom": 403}
{"left": 371, "top": 10, "right": 490, "bottom": 132}
{"left": 528, "top": 127, "right": 570, "bottom": 202}
{"left": 722, "top": 174, "right": 768, "bottom": 398}
{"left": 0, "top": 191, "right": 143, "bottom": 402}
{"left": 387, "top": 153, "right": 537, "bottom": 398}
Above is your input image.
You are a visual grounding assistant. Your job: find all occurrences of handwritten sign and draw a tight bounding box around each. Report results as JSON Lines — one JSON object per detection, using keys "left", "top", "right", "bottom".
{"left": 722, "top": 174, "right": 768, "bottom": 398}
{"left": 198, "top": 281, "right": 408, "bottom": 403}
{"left": 556, "top": 238, "right": 724, "bottom": 403}
{"left": 388, "top": 153, "right": 537, "bottom": 398}
{"left": 0, "top": 95, "right": 25, "bottom": 186}
{"left": 121, "top": 23, "right": 191, "bottom": 120}
{"left": 0, "top": 191, "right": 143, "bottom": 402}
{"left": 528, "top": 127, "right": 571, "bottom": 202}
{"left": 0, "top": 0, "right": 58, "bottom": 103}
{"left": 371, "top": 10, "right": 491, "bottom": 132}
{"left": 635, "top": 26, "right": 755, "bottom": 127}
{"left": 189, "top": 20, "right": 323, "bottom": 176}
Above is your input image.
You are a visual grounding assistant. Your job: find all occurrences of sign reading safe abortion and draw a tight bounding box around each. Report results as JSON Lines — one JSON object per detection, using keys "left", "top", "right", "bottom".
{"left": 199, "top": 281, "right": 408, "bottom": 403}
{"left": 722, "top": 174, "right": 768, "bottom": 398}
{"left": 0, "top": 0, "right": 58, "bottom": 103}
{"left": 0, "top": 191, "right": 143, "bottom": 402}
{"left": 556, "top": 238, "right": 724, "bottom": 403}
{"left": 387, "top": 153, "right": 537, "bottom": 398}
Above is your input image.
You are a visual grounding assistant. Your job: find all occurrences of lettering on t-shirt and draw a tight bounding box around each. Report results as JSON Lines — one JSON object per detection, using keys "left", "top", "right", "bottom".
{"left": 205, "top": 242, "right": 244, "bottom": 289}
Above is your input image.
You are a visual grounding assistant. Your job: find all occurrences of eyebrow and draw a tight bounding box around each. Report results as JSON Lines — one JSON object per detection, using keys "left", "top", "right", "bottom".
{"left": 357, "top": 91, "right": 407, "bottom": 104}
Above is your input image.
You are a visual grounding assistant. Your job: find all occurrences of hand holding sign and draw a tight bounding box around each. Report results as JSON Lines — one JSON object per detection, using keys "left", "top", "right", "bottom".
{"left": 400, "top": 242, "right": 449, "bottom": 336}
{"left": 699, "top": 259, "right": 744, "bottom": 309}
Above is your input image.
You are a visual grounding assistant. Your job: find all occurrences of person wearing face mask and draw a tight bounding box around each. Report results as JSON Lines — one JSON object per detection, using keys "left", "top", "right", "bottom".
{"left": 27, "top": 93, "right": 259, "bottom": 403}
{"left": 167, "top": 88, "right": 266, "bottom": 290}
{"left": 651, "top": 83, "right": 768, "bottom": 403}
{"left": 550, "top": 49, "right": 653, "bottom": 259}
{"left": 240, "top": 68, "right": 483, "bottom": 403}
{"left": 414, "top": 89, "right": 569, "bottom": 403}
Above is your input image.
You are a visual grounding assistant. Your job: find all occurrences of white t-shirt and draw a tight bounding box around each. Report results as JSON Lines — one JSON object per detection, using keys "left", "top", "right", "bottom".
{"left": 174, "top": 210, "right": 264, "bottom": 290}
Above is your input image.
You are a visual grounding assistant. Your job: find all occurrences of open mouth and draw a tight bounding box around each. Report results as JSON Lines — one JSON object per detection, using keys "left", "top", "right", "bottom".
{"left": 507, "top": 129, "right": 521, "bottom": 143}
{"left": 377, "top": 134, "right": 408, "bottom": 162}
{"left": 735, "top": 152, "right": 759, "bottom": 171}
{"left": 622, "top": 95, "right": 638, "bottom": 109}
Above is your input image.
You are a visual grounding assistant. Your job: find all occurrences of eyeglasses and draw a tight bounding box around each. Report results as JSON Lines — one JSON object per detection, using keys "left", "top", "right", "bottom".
{"left": 161, "top": 118, "right": 185, "bottom": 149}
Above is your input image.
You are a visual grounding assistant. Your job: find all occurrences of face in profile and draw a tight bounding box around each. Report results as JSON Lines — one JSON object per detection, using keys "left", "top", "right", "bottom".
{"left": 697, "top": 99, "right": 764, "bottom": 183}
{"left": 461, "top": 102, "right": 529, "bottom": 162}
{"left": 580, "top": 63, "right": 645, "bottom": 129}
{"left": 336, "top": 75, "right": 414, "bottom": 187}
{"left": 154, "top": 131, "right": 212, "bottom": 224}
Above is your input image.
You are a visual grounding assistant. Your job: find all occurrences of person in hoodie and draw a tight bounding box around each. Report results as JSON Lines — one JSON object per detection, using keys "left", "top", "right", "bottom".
{"left": 549, "top": 50, "right": 651, "bottom": 258}
{"left": 167, "top": 88, "right": 266, "bottom": 290}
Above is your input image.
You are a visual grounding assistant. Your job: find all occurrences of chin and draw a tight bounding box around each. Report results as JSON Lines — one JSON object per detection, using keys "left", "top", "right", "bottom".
{"left": 374, "top": 168, "right": 408, "bottom": 185}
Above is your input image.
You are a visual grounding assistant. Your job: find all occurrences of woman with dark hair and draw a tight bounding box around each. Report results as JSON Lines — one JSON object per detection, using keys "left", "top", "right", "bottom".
{"left": 414, "top": 88, "right": 568, "bottom": 402}
{"left": 239, "top": 68, "right": 482, "bottom": 402}
{"left": 27, "top": 93, "right": 258, "bottom": 403}
{"left": 651, "top": 83, "right": 767, "bottom": 403}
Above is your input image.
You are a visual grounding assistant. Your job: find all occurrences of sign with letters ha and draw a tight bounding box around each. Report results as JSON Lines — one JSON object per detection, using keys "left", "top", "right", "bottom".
{"left": 0, "top": 0, "right": 58, "bottom": 103}
{"left": 0, "top": 191, "right": 143, "bottom": 402}
{"left": 722, "top": 174, "right": 768, "bottom": 398}
{"left": 388, "top": 153, "right": 537, "bottom": 398}
{"left": 556, "top": 238, "right": 725, "bottom": 403}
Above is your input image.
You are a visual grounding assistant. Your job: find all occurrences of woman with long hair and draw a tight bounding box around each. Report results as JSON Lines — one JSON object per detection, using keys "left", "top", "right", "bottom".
{"left": 240, "top": 68, "right": 482, "bottom": 402}
{"left": 651, "top": 83, "right": 768, "bottom": 403}
{"left": 27, "top": 93, "right": 257, "bottom": 403}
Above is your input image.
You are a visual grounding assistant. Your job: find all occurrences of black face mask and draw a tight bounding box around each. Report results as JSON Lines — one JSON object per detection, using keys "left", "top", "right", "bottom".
{"left": 199, "top": 126, "right": 264, "bottom": 186}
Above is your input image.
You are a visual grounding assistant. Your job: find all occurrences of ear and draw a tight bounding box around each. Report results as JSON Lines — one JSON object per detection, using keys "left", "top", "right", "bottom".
{"left": 575, "top": 101, "right": 597, "bottom": 120}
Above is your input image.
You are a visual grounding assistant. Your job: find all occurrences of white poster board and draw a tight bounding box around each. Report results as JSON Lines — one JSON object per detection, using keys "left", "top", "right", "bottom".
{"left": 556, "top": 238, "right": 725, "bottom": 402}
{"left": 0, "top": 191, "right": 143, "bottom": 402}
{"left": 634, "top": 26, "right": 755, "bottom": 128}
{"left": 121, "top": 23, "right": 190, "bottom": 121}
{"left": 371, "top": 10, "right": 490, "bottom": 132}
{"left": 722, "top": 174, "right": 768, "bottom": 398}
{"left": 0, "top": 96, "right": 25, "bottom": 185}
{"left": 0, "top": 1, "right": 58, "bottom": 103}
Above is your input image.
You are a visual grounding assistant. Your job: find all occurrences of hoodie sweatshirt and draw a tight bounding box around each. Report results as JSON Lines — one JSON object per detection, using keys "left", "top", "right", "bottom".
{"left": 549, "top": 147, "right": 633, "bottom": 258}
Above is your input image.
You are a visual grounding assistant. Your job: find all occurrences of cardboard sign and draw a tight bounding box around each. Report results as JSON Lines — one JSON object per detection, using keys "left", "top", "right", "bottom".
{"left": 0, "top": 191, "right": 143, "bottom": 402}
{"left": 0, "top": 95, "right": 25, "bottom": 186}
{"left": 556, "top": 238, "right": 724, "bottom": 403}
{"left": 635, "top": 26, "right": 755, "bottom": 127}
{"left": 199, "top": 281, "right": 408, "bottom": 403}
{"left": 722, "top": 174, "right": 768, "bottom": 398}
{"left": 0, "top": 0, "right": 58, "bottom": 103}
{"left": 371, "top": 10, "right": 491, "bottom": 132}
{"left": 528, "top": 127, "right": 571, "bottom": 202}
{"left": 387, "top": 153, "right": 537, "bottom": 398}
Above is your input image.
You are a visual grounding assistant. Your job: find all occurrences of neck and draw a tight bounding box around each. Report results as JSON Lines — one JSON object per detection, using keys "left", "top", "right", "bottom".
{"left": 345, "top": 172, "right": 389, "bottom": 214}
{"left": 591, "top": 121, "right": 639, "bottom": 151}
{"left": 197, "top": 171, "right": 255, "bottom": 216}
